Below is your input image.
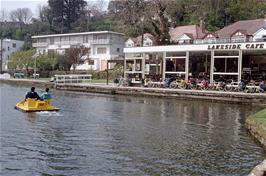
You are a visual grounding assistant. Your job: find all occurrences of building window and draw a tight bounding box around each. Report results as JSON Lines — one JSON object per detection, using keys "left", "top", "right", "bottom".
{"left": 94, "top": 34, "right": 107, "bottom": 40}
{"left": 127, "top": 43, "right": 134, "bottom": 47}
{"left": 144, "top": 42, "right": 152, "bottom": 46}
{"left": 8, "top": 46, "right": 10, "bottom": 51}
{"left": 262, "top": 35, "right": 266, "bottom": 41}
{"left": 97, "top": 47, "right": 107, "bottom": 54}
{"left": 12, "top": 43, "right": 16, "bottom": 48}
{"left": 39, "top": 38, "right": 47, "bottom": 43}
{"left": 50, "top": 38, "right": 54, "bottom": 44}
{"left": 117, "top": 48, "right": 120, "bottom": 52}
{"left": 88, "top": 60, "right": 94, "bottom": 65}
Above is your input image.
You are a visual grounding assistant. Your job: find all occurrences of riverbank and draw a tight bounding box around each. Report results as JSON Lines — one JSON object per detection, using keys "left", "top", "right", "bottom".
{"left": 2, "top": 78, "right": 266, "bottom": 105}
{"left": 246, "top": 109, "right": 266, "bottom": 176}
{"left": 246, "top": 109, "right": 266, "bottom": 150}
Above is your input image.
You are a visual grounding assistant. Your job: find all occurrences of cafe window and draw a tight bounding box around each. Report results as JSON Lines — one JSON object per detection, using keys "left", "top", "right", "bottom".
{"left": 136, "top": 59, "right": 142, "bottom": 71}
{"left": 12, "top": 43, "right": 16, "bottom": 48}
{"left": 97, "top": 47, "right": 107, "bottom": 54}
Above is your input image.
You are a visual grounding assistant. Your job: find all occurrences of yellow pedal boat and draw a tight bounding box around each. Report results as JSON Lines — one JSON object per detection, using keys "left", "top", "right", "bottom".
{"left": 15, "top": 98, "right": 60, "bottom": 112}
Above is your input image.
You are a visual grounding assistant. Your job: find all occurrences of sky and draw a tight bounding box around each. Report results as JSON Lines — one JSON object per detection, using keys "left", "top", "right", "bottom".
{"left": 0, "top": 0, "right": 109, "bottom": 20}
{"left": 0, "top": 0, "right": 48, "bottom": 18}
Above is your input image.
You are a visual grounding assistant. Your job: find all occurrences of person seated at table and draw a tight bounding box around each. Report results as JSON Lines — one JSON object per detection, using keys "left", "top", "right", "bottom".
{"left": 259, "top": 80, "right": 266, "bottom": 92}
{"left": 164, "top": 76, "right": 175, "bottom": 87}
{"left": 25, "top": 87, "right": 41, "bottom": 100}
{"left": 40, "top": 88, "right": 52, "bottom": 100}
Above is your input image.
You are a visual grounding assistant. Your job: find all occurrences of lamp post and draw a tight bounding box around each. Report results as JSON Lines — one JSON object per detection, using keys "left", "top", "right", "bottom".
{"left": 140, "top": 16, "right": 144, "bottom": 47}
{"left": 34, "top": 55, "right": 36, "bottom": 78}
{"left": 33, "top": 52, "right": 39, "bottom": 79}
{"left": 0, "top": 38, "right": 3, "bottom": 74}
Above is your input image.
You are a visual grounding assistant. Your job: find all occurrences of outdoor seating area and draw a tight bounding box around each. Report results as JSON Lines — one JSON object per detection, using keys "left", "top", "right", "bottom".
{"left": 116, "top": 76, "right": 263, "bottom": 93}
{"left": 123, "top": 40, "right": 266, "bottom": 94}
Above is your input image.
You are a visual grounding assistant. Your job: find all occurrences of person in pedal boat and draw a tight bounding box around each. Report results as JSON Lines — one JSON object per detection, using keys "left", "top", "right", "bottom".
{"left": 40, "top": 88, "right": 52, "bottom": 100}
{"left": 25, "top": 87, "right": 41, "bottom": 100}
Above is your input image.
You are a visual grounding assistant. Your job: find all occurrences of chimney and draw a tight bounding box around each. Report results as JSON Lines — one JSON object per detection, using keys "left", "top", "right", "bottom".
{"left": 200, "top": 20, "right": 205, "bottom": 33}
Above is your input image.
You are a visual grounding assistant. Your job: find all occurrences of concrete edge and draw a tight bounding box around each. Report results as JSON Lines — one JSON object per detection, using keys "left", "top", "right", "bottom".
{"left": 2, "top": 78, "right": 266, "bottom": 105}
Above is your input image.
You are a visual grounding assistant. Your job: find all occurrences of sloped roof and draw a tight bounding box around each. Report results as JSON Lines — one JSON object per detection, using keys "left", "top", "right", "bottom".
{"left": 231, "top": 29, "right": 252, "bottom": 37}
{"left": 181, "top": 33, "right": 194, "bottom": 39}
{"left": 216, "top": 19, "right": 265, "bottom": 38}
{"left": 169, "top": 25, "right": 207, "bottom": 42}
{"left": 202, "top": 32, "right": 219, "bottom": 39}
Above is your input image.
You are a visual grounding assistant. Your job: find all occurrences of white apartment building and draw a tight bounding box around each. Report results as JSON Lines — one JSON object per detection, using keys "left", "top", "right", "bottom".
{"left": 32, "top": 31, "right": 125, "bottom": 71}
{"left": 0, "top": 39, "right": 24, "bottom": 71}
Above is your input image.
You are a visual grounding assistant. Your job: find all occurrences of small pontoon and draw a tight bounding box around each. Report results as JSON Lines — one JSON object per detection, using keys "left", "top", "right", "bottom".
{"left": 15, "top": 99, "right": 60, "bottom": 112}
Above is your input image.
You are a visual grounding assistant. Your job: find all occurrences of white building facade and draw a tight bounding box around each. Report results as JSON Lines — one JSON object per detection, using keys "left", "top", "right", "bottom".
{"left": 0, "top": 39, "right": 24, "bottom": 71}
{"left": 32, "top": 31, "right": 125, "bottom": 71}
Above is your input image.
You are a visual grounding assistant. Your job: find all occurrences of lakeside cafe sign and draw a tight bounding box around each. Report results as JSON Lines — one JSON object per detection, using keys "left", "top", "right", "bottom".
{"left": 207, "top": 43, "right": 265, "bottom": 50}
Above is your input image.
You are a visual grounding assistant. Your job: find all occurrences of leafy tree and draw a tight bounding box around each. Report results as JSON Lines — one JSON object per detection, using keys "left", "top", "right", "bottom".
{"left": 47, "top": 0, "right": 87, "bottom": 33}
{"left": 108, "top": 0, "right": 172, "bottom": 44}
{"left": 8, "top": 49, "right": 35, "bottom": 76}
{"left": 37, "top": 52, "right": 60, "bottom": 71}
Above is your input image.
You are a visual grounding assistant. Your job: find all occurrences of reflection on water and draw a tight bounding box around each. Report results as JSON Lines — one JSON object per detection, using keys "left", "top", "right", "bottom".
{"left": 0, "top": 84, "right": 265, "bottom": 176}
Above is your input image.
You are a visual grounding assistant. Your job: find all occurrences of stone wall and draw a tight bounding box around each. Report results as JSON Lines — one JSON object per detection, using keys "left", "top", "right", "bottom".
{"left": 2, "top": 78, "right": 266, "bottom": 105}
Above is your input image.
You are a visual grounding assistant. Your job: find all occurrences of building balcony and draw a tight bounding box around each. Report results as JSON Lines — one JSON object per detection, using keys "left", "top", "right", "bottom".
{"left": 32, "top": 42, "right": 48, "bottom": 47}
{"left": 59, "top": 41, "right": 82, "bottom": 45}
{"left": 33, "top": 39, "right": 113, "bottom": 48}
{"left": 90, "top": 39, "right": 111, "bottom": 44}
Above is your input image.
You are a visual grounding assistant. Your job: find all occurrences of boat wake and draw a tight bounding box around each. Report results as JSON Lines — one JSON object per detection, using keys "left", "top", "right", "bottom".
{"left": 36, "top": 111, "right": 63, "bottom": 117}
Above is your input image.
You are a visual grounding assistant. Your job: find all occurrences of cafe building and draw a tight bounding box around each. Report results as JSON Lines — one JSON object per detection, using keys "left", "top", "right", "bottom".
{"left": 124, "top": 18, "right": 266, "bottom": 84}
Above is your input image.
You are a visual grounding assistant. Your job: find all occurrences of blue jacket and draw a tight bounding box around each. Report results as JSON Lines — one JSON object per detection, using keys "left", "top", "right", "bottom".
{"left": 40, "top": 93, "right": 52, "bottom": 100}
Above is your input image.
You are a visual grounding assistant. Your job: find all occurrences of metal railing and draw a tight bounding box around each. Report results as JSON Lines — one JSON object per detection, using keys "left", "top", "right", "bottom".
{"left": 33, "top": 39, "right": 111, "bottom": 48}
{"left": 54, "top": 74, "right": 92, "bottom": 85}
{"left": 90, "top": 39, "right": 111, "bottom": 44}
{"left": 32, "top": 42, "right": 48, "bottom": 47}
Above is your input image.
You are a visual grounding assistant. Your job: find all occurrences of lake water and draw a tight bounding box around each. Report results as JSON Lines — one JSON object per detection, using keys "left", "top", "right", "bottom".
{"left": 0, "top": 84, "right": 265, "bottom": 176}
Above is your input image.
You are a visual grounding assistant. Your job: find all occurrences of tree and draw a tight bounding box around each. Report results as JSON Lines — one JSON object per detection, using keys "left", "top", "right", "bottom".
{"left": 147, "top": 0, "right": 172, "bottom": 45}
{"left": 37, "top": 52, "right": 60, "bottom": 71}
{"left": 9, "top": 8, "right": 33, "bottom": 23}
{"left": 0, "top": 9, "right": 7, "bottom": 21}
{"left": 108, "top": 0, "right": 148, "bottom": 37}
{"left": 47, "top": 0, "right": 87, "bottom": 33}
{"left": 64, "top": 46, "right": 90, "bottom": 72}
{"left": 108, "top": 0, "right": 172, "bottom": 44}
{"left": 8, "top": 49, "right": 35, "bottom": 76}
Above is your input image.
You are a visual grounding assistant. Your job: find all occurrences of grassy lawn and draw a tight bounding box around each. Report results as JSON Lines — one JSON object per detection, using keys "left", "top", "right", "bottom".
{"left": 251, "top": 109, "right": 266, "bottom": 126}
{"left": 90, "top": 79, "right": 107, "bottom": 83}
{"left": 28, "top": 78, "right": 50, "bottom": 81}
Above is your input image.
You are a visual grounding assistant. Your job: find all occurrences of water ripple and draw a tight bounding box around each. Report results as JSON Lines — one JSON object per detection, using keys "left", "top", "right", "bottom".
{"left": 1, "top": 84, "right": 265, "bottom": 176}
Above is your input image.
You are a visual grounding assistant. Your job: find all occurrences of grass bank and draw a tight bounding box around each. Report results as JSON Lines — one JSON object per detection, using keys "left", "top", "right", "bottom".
{"left": 246, "top": 109, "right": 266, "bottom": 150}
